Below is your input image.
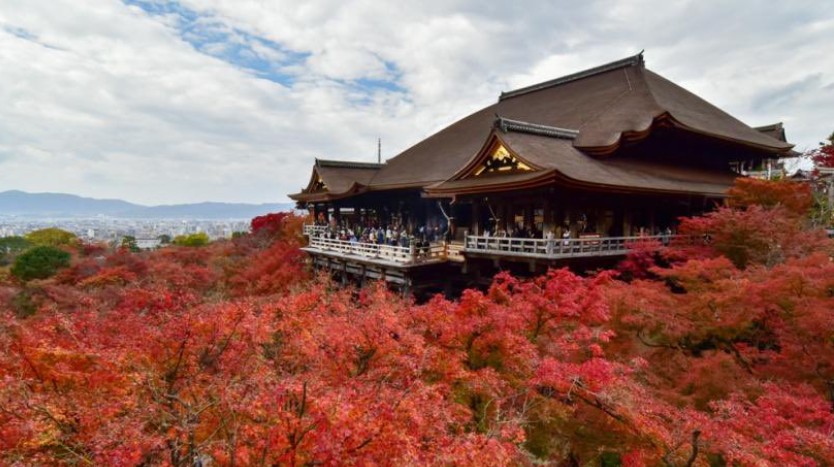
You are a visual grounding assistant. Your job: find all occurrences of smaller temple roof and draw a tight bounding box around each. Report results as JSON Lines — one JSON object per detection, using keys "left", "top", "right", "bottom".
{"left": 754, "top": 122, "right": 788, "bottom": 142}
{"left": 289, "top": 158, "right": 383, "bottom": 202}
{"left": 753, "top": 122, "right": 802, "bottom": 157}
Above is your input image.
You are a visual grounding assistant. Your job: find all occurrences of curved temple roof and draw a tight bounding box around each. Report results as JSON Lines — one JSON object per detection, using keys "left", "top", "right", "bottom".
{"left": 290, "top": 52, "right": 793, "bottom": 203}
{"left": 426, "top": 129, "right": 737, "bottom": 197}
{"left": 290, "top": 159, "right": 383, "bottom": 202}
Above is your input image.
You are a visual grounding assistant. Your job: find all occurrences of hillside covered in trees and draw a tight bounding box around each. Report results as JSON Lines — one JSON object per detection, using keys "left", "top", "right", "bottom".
{"left": 1, "top": 179, "right": 834, "bottom": 466}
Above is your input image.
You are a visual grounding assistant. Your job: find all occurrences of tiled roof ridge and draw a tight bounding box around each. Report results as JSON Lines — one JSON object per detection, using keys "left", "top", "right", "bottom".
{"left": 495, "top": 116, "right": 579, "bottom": 139}
{"left": 315, "top": 158, "right": 385, "bottom": 169}
{"left": 499, "top": 51, "right": 645, "bottom": 101}
{"left": 753, "top": 122, "right": 784, "bottom": 132}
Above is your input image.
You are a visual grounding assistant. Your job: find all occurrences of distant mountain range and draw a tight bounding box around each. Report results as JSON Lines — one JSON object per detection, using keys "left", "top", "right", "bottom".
{"left": 0, "top": 190, "right": 295, "bottom": 219}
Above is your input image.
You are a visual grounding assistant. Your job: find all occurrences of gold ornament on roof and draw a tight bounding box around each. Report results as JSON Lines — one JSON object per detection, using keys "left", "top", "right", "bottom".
{"left": 473, "top": 145, "right": 532, "bottom": 176}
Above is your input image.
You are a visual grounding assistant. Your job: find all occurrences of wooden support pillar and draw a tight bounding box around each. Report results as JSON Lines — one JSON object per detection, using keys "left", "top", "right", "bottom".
{"left": 501, "top": 203, "right": 509, "bottom": 232}
{"left": 403, "top": 277, "right": 411, "bottom": 298}
{"left": 473, "top": 200, "right": 481, "bottom": 235}
{"left": 448, "top": 203, "right": 456, "bottom": 242}
{"left": 563, "top": 207, "right": 572, "bottom": 237}
{"left": 324, "top": 203, "right": 332, "bottom": 223}
{"left": 553, "top": 203, "right": 562, "bottom": 236}
{"left": 608, "top": 198, "right": 618, "bottom": 236}
{"left": 623, "top": 209, "right": 632, "bottom": 236}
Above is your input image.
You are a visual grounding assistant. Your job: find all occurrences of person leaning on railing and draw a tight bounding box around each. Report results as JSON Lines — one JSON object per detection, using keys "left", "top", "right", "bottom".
{"left": 545, "top": 229, "right": 555, "bottom": 255}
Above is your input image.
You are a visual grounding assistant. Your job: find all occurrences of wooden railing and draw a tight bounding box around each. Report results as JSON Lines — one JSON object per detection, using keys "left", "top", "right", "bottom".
{"left": 306, "top": 235, "right": 447, "bottom": 264}
{"left": 303, "top": 224, "right": 329, "bottom": 236}
{"left": 306, "top": 229, "right": 679, "bottom": 263}
{"left": 446, "top": 241, "right": 466, "bottom": 263}
{"left": 464, "top": 234, "right": 676, "bottom": 259}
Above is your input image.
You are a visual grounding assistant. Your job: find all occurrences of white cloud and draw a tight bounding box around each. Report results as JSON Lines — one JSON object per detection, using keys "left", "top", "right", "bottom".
{"left": 0, "top": 0, "right": 832, "bottom": 205}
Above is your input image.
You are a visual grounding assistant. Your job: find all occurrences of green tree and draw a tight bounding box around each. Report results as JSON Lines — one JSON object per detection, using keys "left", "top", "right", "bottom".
{"left": 10, "top": 246, "right": 72, "bottom": 282}
{"left": 120, "top": 235, "right": 140, "bottom": 253}
{"left": 0, "top": 236, "right": 31, "bottom": 266}
{"left": 172, "top": 232, "right": 210, "bottom": 247}
{"left": 157, "top": 234, "right": 172, "bottom": 244}
{"left": 25, "top": 228, "right": 77, "bottom": 247}
{"left": 11, "top": 290, "right": 37, "bottom": 318}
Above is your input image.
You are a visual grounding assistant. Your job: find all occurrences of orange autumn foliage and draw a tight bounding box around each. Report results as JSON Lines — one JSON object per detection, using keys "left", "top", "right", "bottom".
{"left": 1, "top": 199, "right": 833, "bottom": 466}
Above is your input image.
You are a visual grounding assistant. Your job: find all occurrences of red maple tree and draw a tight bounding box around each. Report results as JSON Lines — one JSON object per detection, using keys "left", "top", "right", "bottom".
{"left": 809, "top": 132, "right": 834, "bottom": 168}
{"left": 1, "top": 192, "right": 833, "bottom": 465}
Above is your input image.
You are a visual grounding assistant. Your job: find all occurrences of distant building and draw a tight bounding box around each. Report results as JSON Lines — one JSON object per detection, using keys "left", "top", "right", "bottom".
{"left": 136, "top": 238, "right": 163, "bottom": 250}
{"left": 744, "top": 122, "right": 799, "bottom": 179}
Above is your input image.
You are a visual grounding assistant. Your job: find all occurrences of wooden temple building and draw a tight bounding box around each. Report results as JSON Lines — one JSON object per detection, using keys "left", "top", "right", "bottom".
{"left": 289, "top": 52, "right": 794, "bottom": 295}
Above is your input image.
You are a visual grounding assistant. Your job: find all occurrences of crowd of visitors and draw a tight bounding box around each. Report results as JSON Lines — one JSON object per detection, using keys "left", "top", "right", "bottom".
{"left": 311, "top": 215, "right": 675, "bottom": 249}
{"left": 311, "top": 218, "right": 448, "bottom": 249}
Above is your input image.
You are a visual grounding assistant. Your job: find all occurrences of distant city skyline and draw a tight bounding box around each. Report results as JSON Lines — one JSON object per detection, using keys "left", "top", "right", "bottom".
{"left": 0, "top": 189, "right": 294, "bottom": 218}
{"left": 1, "top": 0, "right": 832, "bottom": 205}
{"left": 0, "top": 217, "right": 251, "bottom": 244}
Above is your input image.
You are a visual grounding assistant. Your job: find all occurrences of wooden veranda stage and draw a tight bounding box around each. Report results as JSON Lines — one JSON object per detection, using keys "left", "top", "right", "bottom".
{"left": 302, "top": 226, "right": 676, "bottom": 293}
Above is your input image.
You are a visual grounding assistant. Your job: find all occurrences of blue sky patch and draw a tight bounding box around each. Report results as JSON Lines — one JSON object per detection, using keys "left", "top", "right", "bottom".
{"left": 123, "top": 0, "right": 407, "bottom": 96}
{"left": 124, "top": 0, "right": 307, "bottom": 86}
{"left": 1, "top": 24, "right": 65, "bottom": 50}
{"left": 355, "top": 60, "right": 405, "bottom": 93}
{"left": 2, "top": 24, "right": 38, "bottom": 41}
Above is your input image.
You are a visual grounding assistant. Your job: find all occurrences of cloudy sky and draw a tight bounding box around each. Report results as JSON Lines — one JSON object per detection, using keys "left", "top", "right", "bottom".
{"left": 1, "top": 0, "right": 832, "bottom": 204}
